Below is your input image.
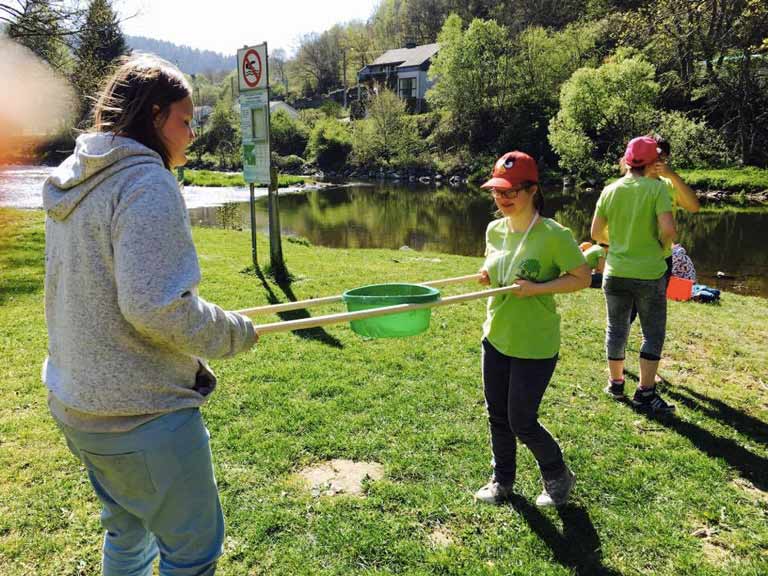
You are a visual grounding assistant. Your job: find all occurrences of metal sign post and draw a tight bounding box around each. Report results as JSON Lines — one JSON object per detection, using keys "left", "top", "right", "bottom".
{"left": 237, "top": 43, "right": 285, "bottom": 278}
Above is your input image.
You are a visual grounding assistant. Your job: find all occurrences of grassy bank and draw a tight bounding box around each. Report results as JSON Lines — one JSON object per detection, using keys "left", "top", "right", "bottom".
{"left": 678, "top": 167, "right": 768, "bottom": 194}
{"left": 182, "top": 169, "right": 313, "bottom": 188}
{"left": 1, "top": 208, "right": 767, "bottom": 575}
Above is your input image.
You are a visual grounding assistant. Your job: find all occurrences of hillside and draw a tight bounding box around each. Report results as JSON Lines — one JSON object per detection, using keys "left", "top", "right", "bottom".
{"left": 127, "top": 35, "right": 234, "bottom": 75}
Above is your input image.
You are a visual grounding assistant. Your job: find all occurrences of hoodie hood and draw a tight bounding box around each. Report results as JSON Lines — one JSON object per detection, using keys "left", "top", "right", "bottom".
{"left": 43, "top": 133, "right": 164, "bottom": 221}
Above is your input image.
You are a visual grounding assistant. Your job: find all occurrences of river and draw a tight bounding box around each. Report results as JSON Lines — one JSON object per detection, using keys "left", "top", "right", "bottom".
{"left": 2, "top": 165, "right": 766, "bottom": 297}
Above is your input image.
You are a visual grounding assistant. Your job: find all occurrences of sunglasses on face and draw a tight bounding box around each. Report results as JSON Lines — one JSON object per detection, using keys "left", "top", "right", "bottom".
{"left": 490, "top": 186, "right": 526, "bottom": 200}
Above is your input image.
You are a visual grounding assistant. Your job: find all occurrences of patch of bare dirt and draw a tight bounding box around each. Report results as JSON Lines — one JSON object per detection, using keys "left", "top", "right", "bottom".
{"left": 691, "top": 525, "right": 732, "bottom": 567}
{"left": 731, "top": 477, "right": 768, "bottom": 503}
{"left": 702, "top": 539, "right": 730, "bottom": 566}
{"left": 428, "top": 525, "right": 454, "bottom": 548}
{"left": 296, "top": 459, "right": 384, "bottom": 497}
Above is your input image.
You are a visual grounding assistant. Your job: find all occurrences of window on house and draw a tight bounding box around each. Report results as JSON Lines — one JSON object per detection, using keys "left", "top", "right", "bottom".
{"left": 398, "top": 77, "right": 416, "bottom": 99}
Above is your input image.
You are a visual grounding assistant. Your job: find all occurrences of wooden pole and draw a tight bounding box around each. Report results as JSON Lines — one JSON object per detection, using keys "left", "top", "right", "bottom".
{"left": 236, "top": 273, "right": 481, "bottom": 316}
{"left": 250, "top": 281, "right": 518, "bottom": 335}
{"left": 264, "top": 41, "right": 286, "bottom": 280}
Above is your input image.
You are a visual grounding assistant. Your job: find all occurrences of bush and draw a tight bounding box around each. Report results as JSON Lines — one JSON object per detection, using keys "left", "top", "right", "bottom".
{"left": 305, "top": 118, "right": 352, "bottom": 172}
{"left": 297, "top": 109, "right": 325, "bottom": 130}
{"left": 320, "top": 100, "right": 343, "bottom": 118}
{"left": 654, "top": 111, "right": 733, "bottom": 169}
{"left": 548, "top": 54, "right": 659, "bottom": 177}
{"left": 350, "top": 90, "right": 424, "bottom": 170}
{"left": 275, "top": 154, "right": 306, "bottom": 173}
{"left": 270, "top": 109, "right": 309, "bottom": 157}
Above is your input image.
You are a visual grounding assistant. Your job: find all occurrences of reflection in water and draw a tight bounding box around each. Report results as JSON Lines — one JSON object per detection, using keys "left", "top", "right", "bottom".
{"left": 188, "top": 182, "right": 768, "bottom": 297}
{"left": 7, "top": 166, "right": 764, "bottom": 295}
{"left": 189, "top": 184, "right": 495, "bottom": 256}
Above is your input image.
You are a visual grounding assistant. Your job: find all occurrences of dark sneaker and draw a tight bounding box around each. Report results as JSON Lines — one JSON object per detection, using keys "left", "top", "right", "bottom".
{"left": 604, "top": 379, "right": 625, "bottom": 399}
{"left": 536, "top": 467, "right": 575, "bottom": 507}
{"left": 474, "top": 480, "right": 514, "bottom": 505}
{"left": 632, "top": 387, "right": 676, "bottom": 415}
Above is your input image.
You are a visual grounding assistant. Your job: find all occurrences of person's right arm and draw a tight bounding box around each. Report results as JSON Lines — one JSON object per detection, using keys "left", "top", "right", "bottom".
{"left": 591, "top": 214, "right": 609, "bottom": 245}
{"left": 112, "top": 173, "right": 257, "bottom": 358}
{"left": 657, "top": 163, "right": 700, "bottom": 213}
{"left": 591, "top": 189, "right": 610, "bottom": 245}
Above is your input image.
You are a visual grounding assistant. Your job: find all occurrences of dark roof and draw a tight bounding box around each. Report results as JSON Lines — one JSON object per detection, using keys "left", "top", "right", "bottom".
{"left": 370, "top": 43, "right": 440, "bottom": 68}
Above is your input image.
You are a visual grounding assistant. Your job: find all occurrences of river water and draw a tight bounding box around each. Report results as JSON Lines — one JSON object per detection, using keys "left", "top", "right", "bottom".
{"left": 3, "top": 165, "right": 766, "bottom": 297}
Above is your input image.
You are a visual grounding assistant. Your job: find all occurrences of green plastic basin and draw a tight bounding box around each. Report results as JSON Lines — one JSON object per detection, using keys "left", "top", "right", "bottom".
{"left": 342, "top": 283, "right": 441, "bottom": 338}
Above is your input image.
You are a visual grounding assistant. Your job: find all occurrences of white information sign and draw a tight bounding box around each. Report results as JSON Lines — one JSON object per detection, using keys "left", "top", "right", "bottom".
{"left": 237, "top": 44, "right": 268, "bottom": 92}
{"left": 240, "top": 90, "right": 270, "bottom": 184}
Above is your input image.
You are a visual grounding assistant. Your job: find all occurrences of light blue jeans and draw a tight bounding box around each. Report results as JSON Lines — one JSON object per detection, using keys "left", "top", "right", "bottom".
{"left": 54, "top": 408, "right": 224, "bottom": 576}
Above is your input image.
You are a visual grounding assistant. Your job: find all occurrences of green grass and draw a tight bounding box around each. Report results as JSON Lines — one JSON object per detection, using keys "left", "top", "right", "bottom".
{"left": 1, "top": 208, "right": 767, "bottom": 575}
{"left": 182, "top": 169, "right": 313, "bottom": 188}
{"left": 678, "top": 167, "right": 768, "bottom": 194}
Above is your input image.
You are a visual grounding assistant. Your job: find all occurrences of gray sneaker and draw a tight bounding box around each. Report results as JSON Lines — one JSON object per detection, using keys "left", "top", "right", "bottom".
{"left": 474, "top": 480, "right": 514, "bottom": 505}
{"left": 631, "top": 387, "right": 675, "bottom": 415}
{"left": 535, "top": 467, "right": 575, "bottom": 507}
{"left": 604, "top": 379, "right": 625, "bottom": 399}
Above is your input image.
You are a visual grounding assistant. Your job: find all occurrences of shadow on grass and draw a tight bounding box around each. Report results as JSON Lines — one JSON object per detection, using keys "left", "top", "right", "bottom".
{"left": 621, "top": 371, "right": 768, "bottom": 491}
{"left": 664, "top": 386, "right": 768, "bottom": 448}
{"left": 508, "top": 496, "right": 624, "bottom": 576}
{"left": 246, "top": 265, "right": 343, "bottom": 349}
{"left": 0, "top": 279, "right": 43, "bottom": 305}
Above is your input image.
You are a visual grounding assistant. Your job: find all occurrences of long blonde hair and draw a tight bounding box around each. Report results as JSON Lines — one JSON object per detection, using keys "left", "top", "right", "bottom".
{"left": 91, "top": 53, "right": 191, "bottom": 169}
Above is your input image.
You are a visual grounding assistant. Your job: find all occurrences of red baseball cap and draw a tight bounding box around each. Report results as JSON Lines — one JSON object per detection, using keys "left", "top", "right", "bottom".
{"left": 480, "top": 151, "right": 539, "bottom": 190}
{"left": 624, "top": 136, "right": 660, "bottom": 168}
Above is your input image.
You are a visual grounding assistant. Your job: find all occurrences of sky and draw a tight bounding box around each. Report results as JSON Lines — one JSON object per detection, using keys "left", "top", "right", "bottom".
{"left": 116, "top": 0, "right": 381, "bottom": 57}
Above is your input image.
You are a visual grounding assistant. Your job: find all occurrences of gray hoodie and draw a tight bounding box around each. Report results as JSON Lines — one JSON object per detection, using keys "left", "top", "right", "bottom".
{"left": 43, "top": 133, "right": 255, "bottom": 432}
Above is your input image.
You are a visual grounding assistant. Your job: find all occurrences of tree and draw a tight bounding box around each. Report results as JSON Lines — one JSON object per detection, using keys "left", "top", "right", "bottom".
{"left": 269, "top": 48, "right": 289, "bottom": 95}
{"left": 548, "top": 53, "right": 660, "bottom": 176}
{"left": 72, "top": 0, "right": 129, "bottom": 121}
{"left": 610, "top": 0, "right": 768, "bottom": 165}
{"left": 295, "top": 27, "right": 344, "bottom": 95}
{"left": 4, "top": 1, "right": 74, "bottom": 71}
{"left": 351, "top": 89, "right": 419, "bottom": 167}
{"left": 505, "top": 22, "right": 600, "bottom": 159}
{"left": 206, "top": 98, "right": 239, "bottom": 167}
{"left": 427, "top": 15, "right": 515, "bottom": 151}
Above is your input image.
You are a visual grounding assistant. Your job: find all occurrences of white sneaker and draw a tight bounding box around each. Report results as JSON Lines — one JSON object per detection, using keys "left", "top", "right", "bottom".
{"left": 536, "top": 467, "right": 575, "bottom": 507}
{"left": 474, "top": 480, "right": 514, "bottom": 505}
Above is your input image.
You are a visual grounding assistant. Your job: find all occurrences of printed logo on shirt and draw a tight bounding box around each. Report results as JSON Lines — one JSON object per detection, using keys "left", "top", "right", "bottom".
{"left": 517, "top": 258, "right": 541, "bottom": 281}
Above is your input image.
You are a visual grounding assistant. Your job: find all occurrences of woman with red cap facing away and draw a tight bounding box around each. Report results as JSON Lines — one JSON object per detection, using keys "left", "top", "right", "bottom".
{"left": 474, "top": 151, "right": 591, "bottom": 506}
{"left": 591, "top": 137, "right": 677, "bottom": 414}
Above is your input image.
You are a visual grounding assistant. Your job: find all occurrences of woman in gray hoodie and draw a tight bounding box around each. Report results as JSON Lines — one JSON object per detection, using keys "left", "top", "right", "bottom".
{"left": 43, "top": 54, "right": 256, "bottom": 576}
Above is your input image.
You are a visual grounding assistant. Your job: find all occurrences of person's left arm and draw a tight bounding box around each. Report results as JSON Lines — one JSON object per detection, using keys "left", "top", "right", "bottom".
{"left": 512, "top": 264, "right": 591, "bottom": 296}
{"left": 511, "top": 229, "right": 591, "bottom": 297}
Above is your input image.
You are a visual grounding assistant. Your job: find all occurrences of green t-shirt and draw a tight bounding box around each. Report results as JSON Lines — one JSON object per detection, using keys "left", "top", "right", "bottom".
{"left": 583, "top": 244, "right": 605, "bottom": 269}
{"left": 482, "top": 217, "right": 586, "bottom": 359}
{"left": 595, "top": 175, "right": 672, "bottom": 280}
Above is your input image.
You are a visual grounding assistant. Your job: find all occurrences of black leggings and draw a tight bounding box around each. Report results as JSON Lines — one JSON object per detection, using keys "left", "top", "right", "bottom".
{"left": 481, "top": 339, "right": 565, "bottom": 485}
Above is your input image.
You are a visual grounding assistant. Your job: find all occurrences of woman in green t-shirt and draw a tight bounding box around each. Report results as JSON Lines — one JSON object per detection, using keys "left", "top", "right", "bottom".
{"left": 591, "top": 136, "right": 677, "bottom": 415}
{"left": 474, "top": 151, "right": 590, "bottom": 507}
